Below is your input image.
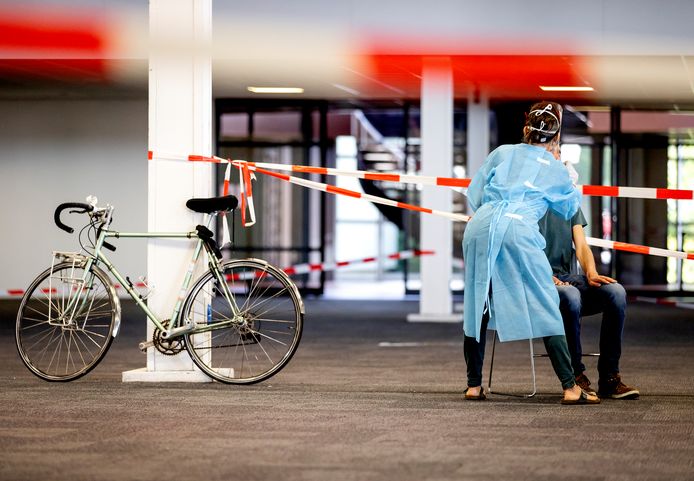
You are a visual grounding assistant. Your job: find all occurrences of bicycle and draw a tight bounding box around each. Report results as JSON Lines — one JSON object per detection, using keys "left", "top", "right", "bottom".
{"left": 15, "top": 195, "right": 304, "bottom": 384}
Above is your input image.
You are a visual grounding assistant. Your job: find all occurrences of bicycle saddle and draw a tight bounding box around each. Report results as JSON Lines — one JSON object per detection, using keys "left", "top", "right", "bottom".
{"left": 186, "top": 195, "right": 238, "bottom": 214}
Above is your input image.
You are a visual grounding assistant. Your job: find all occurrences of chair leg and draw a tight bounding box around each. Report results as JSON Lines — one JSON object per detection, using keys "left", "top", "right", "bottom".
{"left": 488, "top": 330, "right": 498, "bottom": 391}
{"left": 528, "top": 339, "right": 537, "bottom": 398}
{"left": 487, "top": 332, "right": 537, "bottom": 398}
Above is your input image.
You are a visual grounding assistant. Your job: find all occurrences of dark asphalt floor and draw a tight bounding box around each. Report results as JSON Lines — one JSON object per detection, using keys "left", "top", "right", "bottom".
{"left": 1, "top": 298, "right": 693, "bottom": 481}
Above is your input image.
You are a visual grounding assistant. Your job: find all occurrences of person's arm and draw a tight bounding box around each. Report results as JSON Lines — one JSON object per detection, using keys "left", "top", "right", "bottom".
{"left": 467, "top": 149, "right": 502, "bottom": 212}
{"left": 572, "top": 224, "right": 617, "bottom": 287}
{"left": 545, "top": 156, "right": 581, "bottom": 221}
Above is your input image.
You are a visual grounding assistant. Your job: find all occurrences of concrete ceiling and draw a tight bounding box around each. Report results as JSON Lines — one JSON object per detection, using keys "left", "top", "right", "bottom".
{"left": 1, "top": 1, "right": 694, "bottom": 109}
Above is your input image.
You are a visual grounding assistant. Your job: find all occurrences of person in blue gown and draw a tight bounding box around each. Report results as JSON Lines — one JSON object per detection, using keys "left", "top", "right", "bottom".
{"left": 462, "top": 101, "right": 599, "bottom": 404}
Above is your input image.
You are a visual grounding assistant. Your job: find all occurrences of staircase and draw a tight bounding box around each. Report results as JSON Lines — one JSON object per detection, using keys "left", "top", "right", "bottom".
{"left": 351, "top": 110, "right": 415, "bottom": 230}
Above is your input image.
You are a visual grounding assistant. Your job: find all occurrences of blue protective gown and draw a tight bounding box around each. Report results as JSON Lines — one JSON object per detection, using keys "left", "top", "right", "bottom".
{"left": 463, "top": 143, "right": 581, "bottom": 342}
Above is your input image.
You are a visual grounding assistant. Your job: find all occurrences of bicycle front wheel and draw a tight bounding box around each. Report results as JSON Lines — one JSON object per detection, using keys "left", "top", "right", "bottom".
{"left": 182, "top": 259, "right": 303, "bottom": 384}
{"left": 15, "top": 262, "right": 119, "bottom": 381}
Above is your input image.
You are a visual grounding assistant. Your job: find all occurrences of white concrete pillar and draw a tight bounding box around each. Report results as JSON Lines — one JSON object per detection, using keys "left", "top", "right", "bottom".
{"left": 407, "top": 57, "right": 458, "bottom": 323}
{"left": 466, "top": 95, "right": 489, "bottom": 210}
{"left": 123, "top": 0, "right": 213, "bottom": 382}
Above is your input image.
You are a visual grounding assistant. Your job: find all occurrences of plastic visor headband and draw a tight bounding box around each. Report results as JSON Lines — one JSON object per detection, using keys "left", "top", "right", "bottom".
{"left": 528, "top": 104, "right": 562, "bottom": 136}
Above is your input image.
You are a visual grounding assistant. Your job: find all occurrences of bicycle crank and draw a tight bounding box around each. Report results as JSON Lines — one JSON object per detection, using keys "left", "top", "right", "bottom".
{"left": 152, "top": 320, "right": 185, "bottom": 355}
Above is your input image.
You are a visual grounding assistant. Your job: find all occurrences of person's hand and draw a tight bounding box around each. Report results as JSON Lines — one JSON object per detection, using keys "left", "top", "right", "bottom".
{"left": 586, "top": 271, "right": 617, "bottom": 287}
{"left": 548, "top": 139, "right": 561, "bottom": 160}
{"left": 552, "top": 276, "right": 569, "bottom": 286}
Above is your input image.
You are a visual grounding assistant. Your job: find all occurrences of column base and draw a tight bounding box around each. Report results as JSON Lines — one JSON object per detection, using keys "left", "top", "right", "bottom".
{"left": 407, "top": 313, "right": 461, "bottom": 323}
{"left": 122, "top": 367, "right": 212, "bottom": 383}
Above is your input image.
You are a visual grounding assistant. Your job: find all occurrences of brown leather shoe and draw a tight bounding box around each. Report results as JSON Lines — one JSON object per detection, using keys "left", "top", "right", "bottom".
{"left": 598, "top": 373, "right": 640, "bottom": 399}
{"left": 575, "top": 372, "right": 597, "bottom": 395}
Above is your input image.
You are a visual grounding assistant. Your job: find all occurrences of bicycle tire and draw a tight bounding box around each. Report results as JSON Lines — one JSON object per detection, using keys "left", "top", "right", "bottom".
{"left": 182, "top": 258, "right": 303, "bottom": 384}
{"left": 15, "top": 262, "right": 120, "bottom": 381}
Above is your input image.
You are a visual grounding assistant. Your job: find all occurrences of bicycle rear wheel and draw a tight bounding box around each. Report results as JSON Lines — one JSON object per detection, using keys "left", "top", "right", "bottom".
{"left": 182, "top": 259, "right": 303, "bottom": 384}
{"left": 15, "top": 262, "right": 119, "bottom": 381}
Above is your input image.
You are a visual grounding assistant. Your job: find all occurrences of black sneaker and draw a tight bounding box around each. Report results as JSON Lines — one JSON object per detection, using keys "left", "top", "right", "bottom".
{"left": 575, "top": 372, "right": 597, "bottom": 395}
{"left": 598, "top": 373, "right": 640, "bottom": 399}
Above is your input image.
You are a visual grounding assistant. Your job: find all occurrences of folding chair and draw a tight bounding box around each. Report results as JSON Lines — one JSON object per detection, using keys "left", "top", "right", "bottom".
{"left": 487, "top": 331, "right": 538, "bottom": 398}
{"left": 487, "top": 331, "right": 599, "bottom": 398}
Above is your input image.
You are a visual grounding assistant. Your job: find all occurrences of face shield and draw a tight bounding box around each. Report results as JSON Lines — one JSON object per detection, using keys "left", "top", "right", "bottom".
{"left": 527, "top": 103, "right": 563, "bottom": 143}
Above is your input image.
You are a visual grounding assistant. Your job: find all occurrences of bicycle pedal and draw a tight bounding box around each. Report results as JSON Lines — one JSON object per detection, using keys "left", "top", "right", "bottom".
{"left": 138, "top": 340, "right": 155, "bottom": 352}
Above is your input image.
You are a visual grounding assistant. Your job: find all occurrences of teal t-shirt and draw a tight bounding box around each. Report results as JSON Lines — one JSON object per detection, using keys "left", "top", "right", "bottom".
{"left": 538, "top": 208, "right": 587, "bottom": 276}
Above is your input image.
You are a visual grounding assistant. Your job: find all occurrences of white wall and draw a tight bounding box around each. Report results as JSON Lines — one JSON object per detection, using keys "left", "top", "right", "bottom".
{"left": 0, "top": 99, "right": 147, "bottom": 291}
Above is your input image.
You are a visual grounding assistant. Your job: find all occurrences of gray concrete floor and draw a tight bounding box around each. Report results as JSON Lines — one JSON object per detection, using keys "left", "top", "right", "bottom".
{"left": 1, "top": 299, "right": 693, "bottom": 481}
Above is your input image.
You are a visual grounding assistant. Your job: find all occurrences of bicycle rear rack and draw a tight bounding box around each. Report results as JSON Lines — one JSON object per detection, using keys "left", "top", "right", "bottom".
{"left": 48, "top": 252, "right": 89, "bottom": 324}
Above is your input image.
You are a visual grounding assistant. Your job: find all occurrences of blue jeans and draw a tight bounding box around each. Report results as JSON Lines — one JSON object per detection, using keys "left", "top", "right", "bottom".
{"left": 555, "top": 274, "right": 626, "bottom": 378}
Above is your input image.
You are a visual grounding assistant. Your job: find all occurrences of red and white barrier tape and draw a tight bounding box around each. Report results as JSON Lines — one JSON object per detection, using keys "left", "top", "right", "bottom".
{"left": 221, "top": 164, "right": 232, "bottom": 245}
{"left": 1, "top": 251, "right": 434, "bottom": 297}
{"left": 150, "top": 151, "right": 694, "bottom": 201}
{"left": 280, "top": 249, "right": 434, "bottom": 277}
{"left": 586, "top": 237, "right": 694, "bottom": 261}
{"left": 578, "top": 185, "right": 692, "bottom": 200}
{"left": 250, "top": 164, "right": 470, "bottom": 223}
{"left": 226, "top": 249, "right": 435, "bottom": 281}
{"left": 236, "top": 160, "right": 471, "bottom": 188}
{"left": 239, "top": 163, "right": 694, "bottom": 261}
{"left": 148, "top": 151, "right": 694, "bottom": 261}
{"left": 1, "top": 282, "right": 149, "bottom": 298}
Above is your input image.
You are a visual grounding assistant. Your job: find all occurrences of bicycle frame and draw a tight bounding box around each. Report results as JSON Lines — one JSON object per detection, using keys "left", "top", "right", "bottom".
{"left": 62, "top": 213, "right": 241, "bottom": 337}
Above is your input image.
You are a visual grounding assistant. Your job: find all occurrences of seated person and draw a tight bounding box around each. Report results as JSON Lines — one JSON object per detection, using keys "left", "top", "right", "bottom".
{"left": 538, "top": 207, "right": 639, "bottom": 399}
{"left": 463, "top": 101, "right": 598, "bottom": 405}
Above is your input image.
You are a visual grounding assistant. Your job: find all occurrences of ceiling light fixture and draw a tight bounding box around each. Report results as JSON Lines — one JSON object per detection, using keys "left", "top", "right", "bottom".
{"left": 247, "top": 87, "right": 304, "bottom": 94}
{"left": 539, "top": 85, "right": 595, "bottom": 92}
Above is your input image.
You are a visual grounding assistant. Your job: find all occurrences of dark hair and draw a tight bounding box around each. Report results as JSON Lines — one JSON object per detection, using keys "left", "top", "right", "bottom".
{"left": 522, "top": 101, "right": 563, "bottom": 144}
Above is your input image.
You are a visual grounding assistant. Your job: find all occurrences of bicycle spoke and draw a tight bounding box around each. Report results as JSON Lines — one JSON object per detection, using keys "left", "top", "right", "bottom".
{"left": 183, "top": 260, "right": 301, "bottom": 384}
{"left": 25, "top": 303, "right": 50, "bottom": 318}
{"left": 247, "top": 329, "right": 288, "bottom": 346}
{"left": 80, "top": 328, "right": 106, "bottom": 348}
{"left": 17, "top": 263, "right": 116, "bottom": 380}
{"left": 253, "top": 317, "right": 295, "bottom": 324}
{"left": 46, "top": 332, "right": 64, "bottom": 374}
{"left": 241, "top": 286, "right": 290, "bottom": 318}
{"left": 35, "top": 330, "right": 61, "bottom": 369}
{"left": 241, "top": 265, "right": 269, "bottom": 312}
{"left": 65, "top": 332, "right": 75, "bottom": 375}
{"left": 242, "top": 281, "right": 287, "bottom": 315}
{"left": 19, "top": 317, "right": 53, "bottom": 328}
{"left": 261, "top": 328, "right": 293, "bottom": 337}
{"left": 43, "top": 289, "right": 64, "bottom": 318}
{"left": 73, "top": 330, "right": 97, "bottom": 361}
{"left": 24, "top": 325, "right": 59, "bottom": 352}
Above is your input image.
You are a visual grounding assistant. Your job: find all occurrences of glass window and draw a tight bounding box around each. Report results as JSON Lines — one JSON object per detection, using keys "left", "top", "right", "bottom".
{"left": 220, "top": 113, "right": 248, "bottom": 139}
{"left": 253, "top": 111, "right": 302, "bottom": 142}
{"left": 667, "top": 143, "right": 694, "bottom": 287}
